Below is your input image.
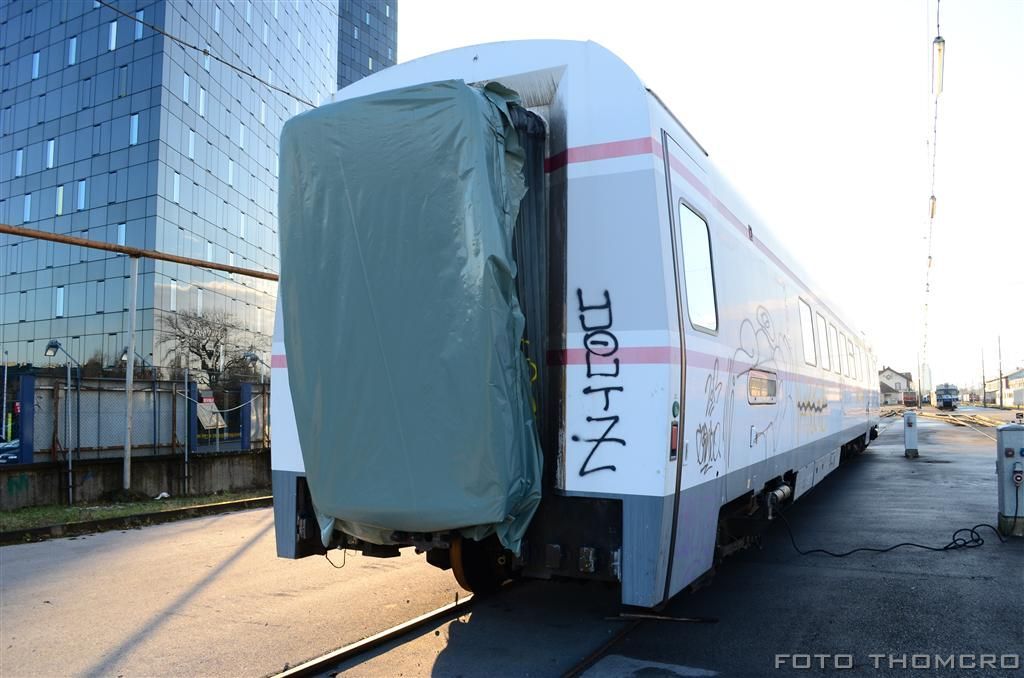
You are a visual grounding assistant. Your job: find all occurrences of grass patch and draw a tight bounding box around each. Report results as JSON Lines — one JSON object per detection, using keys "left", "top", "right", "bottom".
{"left": 0, "top": 489, "right": 270, "bottom": 532}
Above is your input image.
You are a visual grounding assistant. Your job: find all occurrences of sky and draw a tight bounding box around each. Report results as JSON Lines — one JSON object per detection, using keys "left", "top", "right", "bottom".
{"left": 398, "top": 0, "right": 1024, "bottom": 389}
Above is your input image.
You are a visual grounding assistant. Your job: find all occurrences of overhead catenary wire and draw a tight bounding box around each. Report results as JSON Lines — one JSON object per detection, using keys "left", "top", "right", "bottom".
{"left": 95, "top": 0, "right": 316, "bottom": 108}
{"left": 920, "top": 0, "right": 944, "bottom": 376}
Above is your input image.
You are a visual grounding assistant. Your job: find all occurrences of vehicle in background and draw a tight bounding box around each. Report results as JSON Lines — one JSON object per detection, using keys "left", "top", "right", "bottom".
{"left": 932, "top": 384, "right": 959, "bottom": 410}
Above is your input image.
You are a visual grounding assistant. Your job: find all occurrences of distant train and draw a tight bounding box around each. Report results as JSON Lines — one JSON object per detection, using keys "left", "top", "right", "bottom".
{"left": 271, "top": 41, "right": 881, "bottom": 608}
{"left": 932, "top": 384, "right": 960, "bottom": 410}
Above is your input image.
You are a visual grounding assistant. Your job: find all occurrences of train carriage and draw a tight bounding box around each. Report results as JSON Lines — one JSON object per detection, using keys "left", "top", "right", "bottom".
{"left": 271, "top": 40, "right": 881, "bottom": 608}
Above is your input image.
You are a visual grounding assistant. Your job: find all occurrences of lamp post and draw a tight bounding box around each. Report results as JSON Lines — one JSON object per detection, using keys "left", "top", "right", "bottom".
{"left": 2, "top": 349, "right": 8, "bottom": 442}
{"left": 123, "top": 348, "right": 157, "bottom": 456}
{"left": 243, "top": 350, "right": 271, "bottom": 448}
{"left": 242, "top": 350, "right": 270, "bottom": 384}
{"left": 45, "top": 340, "right": 80, "bottom": 505}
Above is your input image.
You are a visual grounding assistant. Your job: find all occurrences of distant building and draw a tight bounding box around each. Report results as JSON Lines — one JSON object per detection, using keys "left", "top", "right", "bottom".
{"left": 338, "top": 1, "right": 397, "bottom": 89}
{"left": 1, "top": 1, "right": 398, "bottom": 376}
{"left": 878, "top": 366, "right": 914, "bottom": 406}
{"left": 986, "top": 368, "right": 1024, "bottom": 407}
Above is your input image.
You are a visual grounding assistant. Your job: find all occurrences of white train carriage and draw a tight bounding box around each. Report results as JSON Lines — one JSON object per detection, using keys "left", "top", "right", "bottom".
{"left": 271, "top": 40, "right": 881, "bottom": 608}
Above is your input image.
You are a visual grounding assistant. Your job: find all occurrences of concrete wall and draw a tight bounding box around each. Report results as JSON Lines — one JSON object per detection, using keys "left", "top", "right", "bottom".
{"left": 0, "top": 451, "right": 270, "bottom": 511}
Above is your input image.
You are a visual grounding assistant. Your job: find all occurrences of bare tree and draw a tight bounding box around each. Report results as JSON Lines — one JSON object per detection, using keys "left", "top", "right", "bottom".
{"left": 157, "top": 311, "right": 254, "bottom": 390}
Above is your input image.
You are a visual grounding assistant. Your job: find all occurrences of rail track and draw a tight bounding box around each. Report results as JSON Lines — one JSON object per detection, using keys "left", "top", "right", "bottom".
{"left": 273, "top": 594, "right": 474, "bottom": 677}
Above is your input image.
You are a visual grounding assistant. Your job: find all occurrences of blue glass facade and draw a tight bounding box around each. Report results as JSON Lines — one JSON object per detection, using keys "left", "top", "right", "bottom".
{"left": 0, "top": 0, "right": 341, "bottom": 372}
{"left": 338, "top": 0, "right": 396, "bottom": 88}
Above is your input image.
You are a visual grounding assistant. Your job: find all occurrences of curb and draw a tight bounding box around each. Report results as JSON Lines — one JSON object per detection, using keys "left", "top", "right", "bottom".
{"left": 0, "top": 495, "right": 273, "bottom": 546}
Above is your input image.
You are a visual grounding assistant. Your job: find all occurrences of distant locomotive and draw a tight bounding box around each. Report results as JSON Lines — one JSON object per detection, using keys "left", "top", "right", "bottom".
{"left": 932, "top": 384, "right": 960, "bottom": 410}
{"left": 271, "top": 41, "right": 881, "bottom": 608}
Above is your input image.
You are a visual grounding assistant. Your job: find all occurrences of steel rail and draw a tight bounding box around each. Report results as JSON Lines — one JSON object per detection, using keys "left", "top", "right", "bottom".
{"left": 561, "top": 618, "right": 642, "bottom": 678}
{"left": 0, "top": 222, "right": 279, "bottom": 281}
{"left": 273, "top": 593, "right": 475, "bottom": 677}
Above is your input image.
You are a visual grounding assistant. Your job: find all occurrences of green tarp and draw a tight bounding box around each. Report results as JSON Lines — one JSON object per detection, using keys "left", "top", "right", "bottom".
{"left": 278, "top": 80, "right": 543, "bottom": 553}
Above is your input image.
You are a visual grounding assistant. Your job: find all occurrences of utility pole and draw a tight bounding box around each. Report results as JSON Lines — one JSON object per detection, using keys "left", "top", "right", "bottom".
{"left": 998, "top": 335, "right": 1004, "bottom": 408}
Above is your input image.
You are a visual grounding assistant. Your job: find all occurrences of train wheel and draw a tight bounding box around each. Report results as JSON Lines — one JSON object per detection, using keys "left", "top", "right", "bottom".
{"left": 450, "top": 534, "right": 506, "bottom": 595}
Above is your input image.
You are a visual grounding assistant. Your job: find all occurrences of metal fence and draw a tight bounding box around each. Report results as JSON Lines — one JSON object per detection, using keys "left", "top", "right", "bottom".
{"left": 22, "top": 375, "right": 268, "bottom": 463}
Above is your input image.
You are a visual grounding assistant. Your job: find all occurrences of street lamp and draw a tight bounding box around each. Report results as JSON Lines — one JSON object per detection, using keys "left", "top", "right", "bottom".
{"left": 243, "top": 350, "right": 270, "bottom": 383}
{"left": 46, "top": 340, "right": 80, "bottom": 505}
{"left": 1, "top": 349, "right": 8, "bottom": 442}
{"left": 121, "top": 348, "right": 153, "bottom": 369}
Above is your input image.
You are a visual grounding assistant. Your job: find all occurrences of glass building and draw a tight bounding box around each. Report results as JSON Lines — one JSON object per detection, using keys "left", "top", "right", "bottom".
{"left": 338, "top": 0, "right": 396, "bottom": 88}
{"left": 1, "top": 1, "right": 393, "bottom": 375}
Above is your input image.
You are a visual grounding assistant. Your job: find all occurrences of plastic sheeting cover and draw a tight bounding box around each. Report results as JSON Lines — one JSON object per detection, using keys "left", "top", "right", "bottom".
{"left": 278, "top": 80, "right": 543, "bottom": 553}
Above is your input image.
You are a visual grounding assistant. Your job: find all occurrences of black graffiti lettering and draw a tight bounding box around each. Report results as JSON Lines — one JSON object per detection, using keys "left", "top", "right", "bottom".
{"left": 583, "top": 329, "right": 619, "bottom": 356}
{"left": 586, "top": 354, "right": 620, "bottom": 378}
{"left": 582, "top": 385, "right": 623, "bottom": 411}
{"left": 578, "top": 415, "right": 625, "bottom": 476}
{"left": 576, "top": 289, "right": 613, "bottom": 331}
{"left": 575, "top": 288, "right": 625, "bottom": 477}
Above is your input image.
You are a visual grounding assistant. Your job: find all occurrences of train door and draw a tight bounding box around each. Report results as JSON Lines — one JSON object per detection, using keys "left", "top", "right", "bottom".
{"left": 661, "top": 131, "right": 723, "bottom": 599}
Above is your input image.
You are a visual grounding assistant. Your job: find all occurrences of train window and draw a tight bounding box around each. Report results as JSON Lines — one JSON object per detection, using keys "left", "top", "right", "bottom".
{"left": 798, "top": 298, "right": 816, "bottom": 366}
{"left": 839, "top": 332, "right": 850, "bottom": 377}
{"left": 848, "top": 340, "right": 857, "bottom": 379}
{"left": 748, "top": 369, "right": 777, "bottom": 404}
{"left": 816, "top": 312, "right": 830, "bottom": 371}
{"left": 677, "top": 201, "right": 718, "bottom": 332}
{"left": 829, "top": 324, "right": 842, "bottom": 376}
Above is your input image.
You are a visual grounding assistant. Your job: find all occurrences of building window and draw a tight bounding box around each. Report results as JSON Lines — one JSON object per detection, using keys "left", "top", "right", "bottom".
{"left": 15, "top": 149, "right": 23, "bottom": 176}
{"left": 188, "top": 130, "right": 195, "bottom": 159}
{"left": 77, "top": 180, "right": 87, "bottom": 210}
{"left": 273, "top": 0, "right": 278, "bottom": 18}
{"left": 117, "top": 223, "right": 126, "bottom": 246}
{"left": 19, "top": 292, "right": 27, "bottom": 322}
{"left": 55, "top": 287, "right": 65, "bottom": 317}
{"left": 214, "top": 6, "right": 221, "bottom": 33}
{"left": 354, "top": 26, "right": 359, "bottom": 39}
{"left": 23, "top": 193, "right": 32, "bottom": 223}
{"left": 296, "top": 31, "right": 303, "bottom": 51}
{"left": 199, "top": 88, "right": 206, "bottom": 117}
{"left": 259, "top": 100, "right": 266, "bottom": 125}
{"left": 55, "top": 185, "right": 64, "bottom": 215}
{"left": 202, "top": 44, "right": 211, "bottom": 71}
{"left": 197, "top": 288, "right": 204, "bottom": 315}
{"left": 130, "top": 113, "right": 139, "bottom": 145}
{"left": 798, "top": 298, "right": 816, "bottom": 366}
{"left": 239, "top": 212, "right": 245, "bottom": 238}
{"left": 135, "top": 11, "right": 144, "bottom": 40}
{"left": 678, "top": 201, "right": 718, "bottom": 332}
{"left": 206, "top": 241, "right": 214, "bottom": 262}
{"left": 816, "top": 312, "right": 831, "bottom": 371}
{"left": 228, "top": 159, "right": 234, "bottom": 186}
{"left": 365, "top": 11, "right": 371, "bottom": 24}
{"left": 388, "top": 47, "right": 393, "bottom": 61}
{"left": 238, "top": 123, "right": 245, "bottom": 149}
{"left": 96, "top": 280, "right": 105, "bottom": 313}
{"left": 267, "top": 68, "right": 273, "bottom": 86}
{"left": 46, "top": 139, "right": 55, "bottom": 168}
{"left": 262, "top": 22, "right": 268, "bottom": 44}
{"left": 183, "top": 74, "right": 190, "bottom": 104}
{"left": 32, "top": 52, "right": 40, "bottom": 79}
{"left": 385, "top": 4, "right": 390, "bottom": 17}
{"left": 118, "top": 66, "right": 128, "bottom": 97}
{"left": 368, "top": 56, "right": 373, "bottom": 70}
{"left": 173, "top": 172, "right": 180, "bottom": 203}
{"left": 108, "top": 20, "right": 117, "bottom": 51}
{"left": 68, "top": 36, "right": 77, "bottom": 65}
{"left": 245, "top": 0, "right": 252, "bottom": 24}
{"left": 170, "top": 280, "right": 177, "bottom": 311}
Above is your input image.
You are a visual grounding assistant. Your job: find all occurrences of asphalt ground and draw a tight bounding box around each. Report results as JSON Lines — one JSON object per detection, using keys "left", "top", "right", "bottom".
{"left": 325, "top": 418, "right": 1024, "bottom": 676}
{"left": 0, "top": 507, "right": 462, "bottom": 677}
{"left": 2, "top": 418, "right": 1020, "bottom": 677}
